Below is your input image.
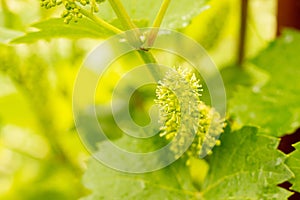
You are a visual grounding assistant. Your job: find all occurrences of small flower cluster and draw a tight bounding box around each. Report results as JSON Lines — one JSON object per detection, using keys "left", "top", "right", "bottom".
{"left": 40, "top": 0, "right": 63, "bottom": 9}
{"left": 61, "top": 1, "right": 83, "bottom": 23}
{"left": 40, "top": 0, "right": 105, "bottom": 23}
{"left": 155, "top": 67, "right": 225, "bottom": 163}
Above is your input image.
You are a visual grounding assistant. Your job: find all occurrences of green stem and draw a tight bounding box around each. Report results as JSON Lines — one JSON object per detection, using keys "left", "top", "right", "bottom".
{"left": 152, "top": 0, "right": 171, "bottom": 28}
{"left": 237, "top": 0, "right": 248, "bottom": 66}
{"left": 137, "top": 50, "right": 161, "bottom": 81}
{"left": 107, "top": 0, "right": 142, "bottom": 47}
{"left": 79, "top": 8, "right": 123, "bottom": 34}
{"left": 107, "top": 0, "right": 137, "bottom": 30}
{"left": 148, "top": 0, "right": 171, "bottom": 47}
{"left": 107, "top": 0, "right": 162, "bottom": 80}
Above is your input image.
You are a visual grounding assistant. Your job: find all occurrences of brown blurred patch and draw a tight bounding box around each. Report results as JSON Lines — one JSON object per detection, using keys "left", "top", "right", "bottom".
{"left": 277, "top": 0, "right": 300, "bottom": 35}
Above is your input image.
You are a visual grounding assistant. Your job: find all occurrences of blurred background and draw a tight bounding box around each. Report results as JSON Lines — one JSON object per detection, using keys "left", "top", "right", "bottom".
{"left": 0, "top": 0, "right": 299, "bottom": 199}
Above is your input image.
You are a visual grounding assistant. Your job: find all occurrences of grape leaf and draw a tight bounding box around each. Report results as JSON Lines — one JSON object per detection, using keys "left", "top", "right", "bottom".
{"left": 11, "top": 1, "right": 208, "bottom": 43}
{"left": 286, "top": 142, "right": 300, "bottom": 192}
{"left": 220, "top": 64, "right": 268, "bottom": 99}
{"left": 82, "top": 126, "right": 292, "bottom": 199}
{"left": 229, "top": 30, "right": 300, "bottom": 137}
{"left": 10, "top": 18, "right": 114, "bottom": 43}
{"left": 81, "top": 159, "right": 199, "bottom": 200}
{"left": 97, "top": 0, "right": 209, "bottom": 29}
{"left": 202, "top": 126, "right": 293, "bottom": 199}
{"left": 184, "top": 0, "right": 230, "bottom": 50}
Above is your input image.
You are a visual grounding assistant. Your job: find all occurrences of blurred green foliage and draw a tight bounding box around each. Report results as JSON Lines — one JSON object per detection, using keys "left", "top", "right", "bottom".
{"left": 0, "top": 1, "right": 92, "bottom": 198}
{"left": 0, "top": 0, "right": 290, "bottom": 199}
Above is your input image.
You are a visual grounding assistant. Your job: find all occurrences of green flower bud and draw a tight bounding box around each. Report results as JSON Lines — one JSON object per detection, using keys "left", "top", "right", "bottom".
{"left": 40, "top": 0, "right": 105, "bottom": 23}
{"left": 73, "top": 8, "right": 79, "bottom": 13}
{"left": 61, "top": 10, "right": 69, "bottom": 17}
{"left": 94, "top": 5, "right": 99, "bottom": 12}
{"left": 57, "top": 0, "right": 62, "bottom": 5}
{"left": 64, "top": 15, "right": 72, "bottom": 24}
{"left": 80, "top": 0, "right": 87, "bottom": 6}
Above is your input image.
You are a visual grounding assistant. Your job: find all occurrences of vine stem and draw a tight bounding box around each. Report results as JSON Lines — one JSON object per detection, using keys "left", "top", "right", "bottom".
{"left": 108, "top": 0, "right": 164, "bottom": 81}
{"left": 107, "top": 0, "right": 137, "bottom": 30}
{"left": 107, "top": 0, "right": 142, "bottom": 45}
{"left": 237, "top": 0, "right": 248, "bottom": 66}
{"left": 148, "top": 0, "right": 172, "bottom": 46}
{"left": 137, "top": 50, "right": 161, "bottom": 81}
{"left": 152, "top": 0, "right": 172, "bottom": 28}
{"left": 79, "top": 8, "right": 122, "bottom": 34}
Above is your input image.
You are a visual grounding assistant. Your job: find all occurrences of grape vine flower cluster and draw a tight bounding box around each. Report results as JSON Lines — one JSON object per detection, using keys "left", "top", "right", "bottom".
{"left": 155, "top": 67, "right": 225, "bottom": 163}
{"left": 40, "top": 0, "right": 105, "bottom": 23}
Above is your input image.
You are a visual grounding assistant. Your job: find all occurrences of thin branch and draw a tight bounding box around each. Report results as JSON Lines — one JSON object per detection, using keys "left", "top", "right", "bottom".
{"left": 148, "top": 0, "right": 172, "bottom": 46}
{"left": 137, "top": 50, "right": 161, "bottom": 81}
{"left": 80, "top": 8, "right": 123, "bottom": 34}
{"left": 152, "top": 0, "right": 171, "bottom": 28}
{"left": 237, "top": 0, "right": 248, "bottom": 66}
{"left": 107, "top": 0, "right": 162, "bottom": 80}
{"left": 107, "top": 0, "right": 137, "bottom": 30}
